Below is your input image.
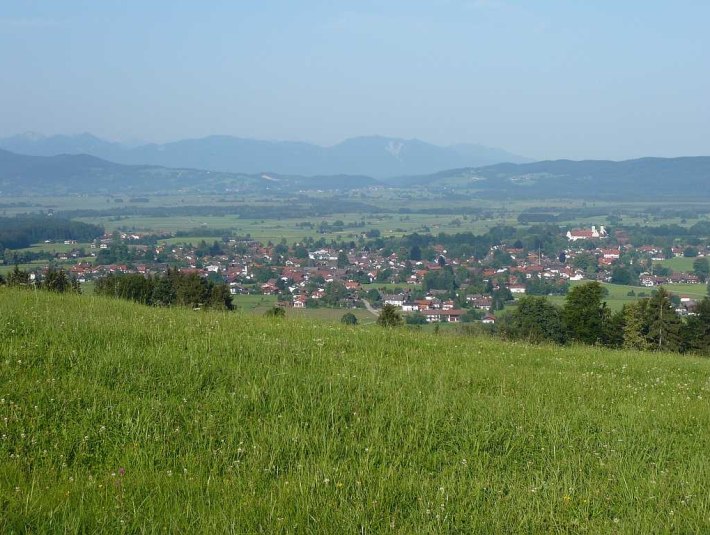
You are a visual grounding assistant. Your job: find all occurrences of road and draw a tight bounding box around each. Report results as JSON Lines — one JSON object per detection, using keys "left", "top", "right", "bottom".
{"left": 362, "top": 300, "right": 380, "bottom": 317}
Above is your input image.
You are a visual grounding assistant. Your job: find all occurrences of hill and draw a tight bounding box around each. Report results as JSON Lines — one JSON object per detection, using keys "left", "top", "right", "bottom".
{"left": 0, "top": 132, "right": 530, "bottom": 178}
{"left": 2, "top": 288, "right": 710, "bottom": 532}
{"left": 391, "top": 156, "right": 710, "bottom": 199}
{"left": 0, "top": 148, "right": 378, "bottom": 195}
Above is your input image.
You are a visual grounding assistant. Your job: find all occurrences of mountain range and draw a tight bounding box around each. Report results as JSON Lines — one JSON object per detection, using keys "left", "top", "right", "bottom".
{"left": 0, "top": 132, "right": 530, "bottom": 179}
{"left": 1, "top": 138, "right": 709, "bottom": 200}
{"left": 0, "top": 148, "right": 378, "bottom": 195}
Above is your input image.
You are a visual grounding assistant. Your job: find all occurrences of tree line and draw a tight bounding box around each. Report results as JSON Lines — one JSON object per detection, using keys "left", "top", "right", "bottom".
{"left": 1, "top": 265, "right": 81, "bottom": 293}
{"left": 0, "top": 216, "right": 103, "bottom": 250}
{"left": 94, "top": 269, "right": 233, "bottom": 310}
{"left": 498, "top": 281, "right": 710, "bottom": 355}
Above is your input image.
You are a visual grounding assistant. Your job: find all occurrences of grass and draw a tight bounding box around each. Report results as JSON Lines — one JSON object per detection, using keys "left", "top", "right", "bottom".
{"left": 654, "top": 256, "right": 699, "bottom": 273}
{"left": 231, "top": 295, "right": 376, "bottom": 324}
{"left": 2, "top": 289, "right": 710, "bottom": 532}
{"left": 544, "top": 281, "right": 710, "bottom": 312}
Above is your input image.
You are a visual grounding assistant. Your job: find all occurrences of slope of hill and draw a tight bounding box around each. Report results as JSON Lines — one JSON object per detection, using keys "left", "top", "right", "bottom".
{"left": 391, "top": 156, "right": 710, "bottom": 199}
{"left": 0, "top": 133, "right": 530, "bottom": 178}
{"left": 0, "top": 148, "right": 378, "bottom": 194}
{"left": 2, "top": 288, "right": 709, "bottom": 532}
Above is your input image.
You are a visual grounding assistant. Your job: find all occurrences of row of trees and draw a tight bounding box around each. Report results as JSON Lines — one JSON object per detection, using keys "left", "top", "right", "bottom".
{"left": 0, "top": 216, "right": 103, "bottom": 250}
{"left": 499, "top": 282, "right": 710, "bottom": 354}
{"left": 94, "top": 269, "right": 233, "bottom": 310}
{"left": 1, "top": 265, "right": 81, "bottom": 293}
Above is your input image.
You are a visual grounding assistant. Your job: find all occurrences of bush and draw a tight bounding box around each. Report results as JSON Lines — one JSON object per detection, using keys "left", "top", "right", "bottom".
{"left": 377, "top": 304, "right": 403, "bottom": 327}
{"left": 340, "top": 312, "right": 358, "bottom": 325}
{"left": 264, "top": 306, "right": 286, "bottom": 318}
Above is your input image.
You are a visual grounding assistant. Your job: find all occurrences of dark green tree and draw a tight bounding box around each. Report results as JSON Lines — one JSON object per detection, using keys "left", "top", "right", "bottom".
{"left": 7, "top": 265, "right": 31, "bottom": 287}
{"left": 377, "top": 304, "right": 403, "bottom": 327}
{"left": 644, "top": 288, "right": 682, "bottom": 351}
{"left": 504, "top": 296, "right": 566, "bottom": 344}
{"left": 563, "top": 281, "right": 609, "bottom": 345}
{"left": 336, "top": 251, "right": 350, "bottom": 269}
{"left": 340, "top": 312, "right": 358, "bottom": 325}
{"left": 684, "top": 297, "right": 710, "bottom": 353}
{"left": 176, "top": 273, "right": 208, "bottom": 308}
{"left": 208, "top": 284, "right": 234, "bottom": 310}
{"left": 405, "top": 311, "right": 428, "bottom": 325}
{"left": 693, "top": 257, "right": 710, "bottom": 282}
{"left": 42, "top": 267, "right": 78, "bottom": 293}
{"left": 151, "top": 274, "right": 177, "bottom": 306}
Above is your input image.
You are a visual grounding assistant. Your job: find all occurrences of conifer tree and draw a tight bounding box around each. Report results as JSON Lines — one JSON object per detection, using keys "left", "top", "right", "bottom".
{"left": 622, "top": 300, "right": 650, "bottom": 350}
{"left": 645, "top": 288, "right": 682, "bottom": 351}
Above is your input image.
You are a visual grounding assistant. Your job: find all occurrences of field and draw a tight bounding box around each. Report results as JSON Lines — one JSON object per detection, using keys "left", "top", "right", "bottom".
{"left": 2, "top": 288, "right": 710, "bottom": 532}
{"left": 654, "top": 256, "right": 700, "bottom": 273}
{"left": 7, "top": 194, "right": 710, "bottom": 248}
{"left": 543, "top": 281, "right": 710, "bottom": 312}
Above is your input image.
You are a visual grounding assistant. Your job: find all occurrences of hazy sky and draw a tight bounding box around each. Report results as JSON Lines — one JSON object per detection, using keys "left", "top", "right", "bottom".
{"left": 1, "top": 1, "right": 708, "bottom": 160}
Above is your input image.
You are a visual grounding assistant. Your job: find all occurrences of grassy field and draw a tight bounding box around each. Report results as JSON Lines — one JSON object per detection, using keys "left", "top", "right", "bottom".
{"left": 543, "top": 281, "right": 710, "bottom": 312}
{"left": 654, "top": 256, "right": 700, "bottom": 273}
{"left": 2, "top": 288, "right": 710, "bottom": 532}
{"left": 232, "top": 294, "right": 376, "bottom": 324}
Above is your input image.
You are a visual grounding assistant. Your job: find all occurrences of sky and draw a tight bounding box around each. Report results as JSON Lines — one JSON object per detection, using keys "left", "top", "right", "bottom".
{"left": 1, "top": 0, "right": 708, "bottom": 160}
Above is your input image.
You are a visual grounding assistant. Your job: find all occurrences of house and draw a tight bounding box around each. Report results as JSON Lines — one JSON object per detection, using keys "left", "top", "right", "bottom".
{"left": 467, "top": 294, "right": 492, "bottom": 309}
{"left": 383, "top": 294, "right": 406, "bottom": 307}
{"left": 566, "top": 225, "right": 608, "bottom": 241}
{"left": 402, "top": 302, "right": 420, "bottom": 312}
{"left": 420, "top": 309, "right": 465, "bottom": 323}
{"left": 482, "top": 313, "right": 496, "bottom": 324}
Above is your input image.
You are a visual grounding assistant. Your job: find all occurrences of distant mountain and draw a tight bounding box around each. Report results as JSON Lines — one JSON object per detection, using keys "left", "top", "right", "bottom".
{"left": 0, "top": 148, "right": 378, "bottom": 195}
{"left": 0, "top": 132, "right": 124, "bottom": 158}
{"left": 390, "top": 157, "right": 710, "bottom": 199}
{"left": 0, "top": 133, "right": 530, "bottom": 178}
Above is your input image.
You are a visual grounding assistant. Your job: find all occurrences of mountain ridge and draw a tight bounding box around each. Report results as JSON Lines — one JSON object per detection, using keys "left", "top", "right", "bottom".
{"left": 0, "top": 132, "right": 531, "bottom": 178}
{"left": 0, "top": 148, "right": 379, "bottom": 195}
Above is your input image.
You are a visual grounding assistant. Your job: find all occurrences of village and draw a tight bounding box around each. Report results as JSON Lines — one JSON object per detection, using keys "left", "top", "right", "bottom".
{"left": 43, "top": 222, "right": 709, "bottom": 323}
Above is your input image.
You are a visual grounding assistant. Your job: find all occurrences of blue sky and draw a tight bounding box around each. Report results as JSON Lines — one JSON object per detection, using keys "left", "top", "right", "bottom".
{"left": 1, "top": 0, "right": 708, "bottom": 160}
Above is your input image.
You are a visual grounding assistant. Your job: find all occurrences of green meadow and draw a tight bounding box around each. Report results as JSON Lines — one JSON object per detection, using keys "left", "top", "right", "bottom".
{"left": 2, "top": 288, "right": 710, "bottom": 532}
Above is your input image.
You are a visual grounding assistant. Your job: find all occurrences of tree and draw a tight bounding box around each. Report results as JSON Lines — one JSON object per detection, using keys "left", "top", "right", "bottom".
{"left": 684, "top": 297, "right": 710, "bottom": 353}
{"left": 571, "top": 252, "right": 598, "bottom": 274}
{"left": 208, "top": 284, "right": 234, "bottom": 310}
{"left": 504, "top": 296, "right": 566, "bottom": 344}
{"left": 323, "top": 281, "right": 348, "bottom": 306}
{"left": 683, "top": 246, "right": 698, "bottom": 258}
{"left": 336, "top": 251, "right": 350, "bottom": 269}
{"left": 622, "top": 301, "right": 650, "bottom": 350}
{"left": 7, "top": 265, "right": 31, "bottom": 287}
{"left": 341, "top": 312, "right": 358, "bottom": 325}
{"left": 644, "top": 288, "right": 682, "bottom": 351}
{"left": 693, "top": 257, "right": 710, "bottom": 282}
{"left": 377, "top": 304, "right": 403, "bottom": 327}
{"left": 610, "top": 265, "right": 633, "bottom": 285}
{"left": 152, "top": 273, "right": 176, "bottom": 306}
{"left": 563, "top": 282, "right": 609, "bottom": 345}
{"left": 176, "top": 273, "right": 208, "bottom": 308}
{"left": 42, "top": 267, "right": 79, "bottom": 293}
{"left": 405, "top": 311, "right": 428, "bottom": 325}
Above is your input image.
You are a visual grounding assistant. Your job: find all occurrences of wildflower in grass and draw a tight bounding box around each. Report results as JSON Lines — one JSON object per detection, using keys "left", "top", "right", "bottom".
{"left": 118, "top": 467, "right": 125, "bottom": 477}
